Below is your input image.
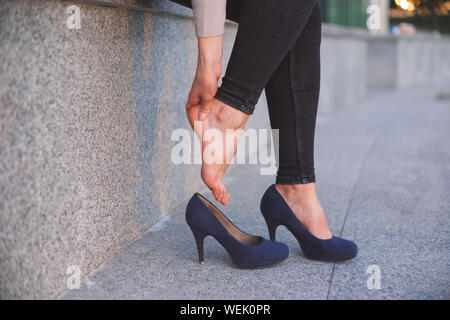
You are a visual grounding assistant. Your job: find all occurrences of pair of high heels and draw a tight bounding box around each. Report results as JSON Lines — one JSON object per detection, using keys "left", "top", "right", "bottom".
{"left": 185, "top": 184, "right": 357, "bottom": 268}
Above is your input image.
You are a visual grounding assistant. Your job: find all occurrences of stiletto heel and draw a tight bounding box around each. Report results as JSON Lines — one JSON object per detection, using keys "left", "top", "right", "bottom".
{"left": 190, "top": 227, "right": 207, "bottom": 264}
{"left": 186, "top": 193, "right": 289, "bottom": 268}
{"left": 261, "top": 185, "right": 358, "bottom": 261}
{"left": 265, "top": 217, "right": 279, "bottom": 241}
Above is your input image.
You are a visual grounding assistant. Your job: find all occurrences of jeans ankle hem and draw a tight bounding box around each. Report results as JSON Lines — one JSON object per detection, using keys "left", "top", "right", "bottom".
{"left": 275, "top": 175, "right": 316, "bottom": 185}
{"left": 214, "top": 88, "right": 254, "bottom": 115}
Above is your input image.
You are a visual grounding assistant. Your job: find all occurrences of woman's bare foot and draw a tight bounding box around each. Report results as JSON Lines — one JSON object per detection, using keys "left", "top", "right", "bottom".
{"left": 198, "top": 98, "right": 249, "bottom": 205}
{"left": 275, "top": 183, "right": 332, "bottom": 239}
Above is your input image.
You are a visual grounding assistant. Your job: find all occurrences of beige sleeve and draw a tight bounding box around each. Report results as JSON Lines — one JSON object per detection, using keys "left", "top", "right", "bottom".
{"left": 192, "top": 0, "right": 227, "bottom": 37}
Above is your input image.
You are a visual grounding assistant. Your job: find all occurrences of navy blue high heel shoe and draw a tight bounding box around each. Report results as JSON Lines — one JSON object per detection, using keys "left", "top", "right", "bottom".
{"left": 186, "top": 193, "right": 289, "bottom": 268}
{"left": 260, "top": 185, "right": 357, "bottom": 261}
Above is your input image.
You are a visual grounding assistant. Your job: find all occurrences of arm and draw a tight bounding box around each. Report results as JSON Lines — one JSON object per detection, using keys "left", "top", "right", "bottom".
{"left": 192, "top": 0, "right": 227, "bottom": 37}
{"left": 186, "top": 1, "right": 226, "bottom": 124}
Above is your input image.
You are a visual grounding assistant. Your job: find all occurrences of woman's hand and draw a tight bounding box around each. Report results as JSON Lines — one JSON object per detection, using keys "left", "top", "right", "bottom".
{"left": 186, "top": 35, "right": 223, "bottom": 128}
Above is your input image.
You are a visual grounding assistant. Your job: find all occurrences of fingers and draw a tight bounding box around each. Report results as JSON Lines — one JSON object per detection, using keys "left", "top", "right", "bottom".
{"left": 186, "top": 90, "right": 201, "bottom": 129}
{"left": 186, "top": 94, "right": 195, "bottom": 110}
{"left": 222, "top": 189, "right": 230, "bottom": 206}
{"left": 187, "top": 73, "right": 217, "bottom": 122}
{"left": 186, "top": 90, "right": 213, "bottom": 128}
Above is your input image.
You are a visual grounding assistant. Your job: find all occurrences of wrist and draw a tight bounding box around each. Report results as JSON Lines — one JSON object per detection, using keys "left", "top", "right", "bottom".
{"left": 197, "top": 35, "right": 223, "bottom": 68}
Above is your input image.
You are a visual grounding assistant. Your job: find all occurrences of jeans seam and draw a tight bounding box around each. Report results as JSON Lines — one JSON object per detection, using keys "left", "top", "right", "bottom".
{"left": 252, "top": 0, "right": 297, "bottom": 100}
{"left": 288, "top": 46, "right": 306, "bottom": 178}
{"left": 295, "top": 87, "right": 320, "bottom": 94}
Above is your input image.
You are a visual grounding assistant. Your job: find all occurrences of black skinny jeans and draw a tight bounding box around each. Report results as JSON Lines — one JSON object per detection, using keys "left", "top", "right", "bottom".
{"left": 215, "top": 0, "right": 322, "bottom": 185}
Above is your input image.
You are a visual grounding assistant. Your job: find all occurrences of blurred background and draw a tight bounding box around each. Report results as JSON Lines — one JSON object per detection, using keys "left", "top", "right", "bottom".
{"left": 318, "top": 0, "right": 450, "bottom": 34}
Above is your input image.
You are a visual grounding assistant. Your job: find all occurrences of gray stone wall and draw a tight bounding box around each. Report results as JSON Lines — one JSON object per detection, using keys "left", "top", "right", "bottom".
{"left": 319, "top": 24, "right": 369, "bottom": 114}
{"left": 0, "top": 0, "right": 210, "bottom": 299}
{"left": 1, "top": 0, "right": 449, "bottom": 299}
{"left": 368, "top": 34, "right": 450, "bottom": 89}
{"left": 0, "top": 0, "right": 268, "bottom": 300}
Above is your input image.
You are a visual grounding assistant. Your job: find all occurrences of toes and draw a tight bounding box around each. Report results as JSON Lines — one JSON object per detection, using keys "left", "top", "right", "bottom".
{"left": 212, "top": 183, "right": 224, "bottom": 204}
{"left": 222, "top": 185, "right": 229, "bottom": 206}
{"left": 223, "top": 191, "right": 230, "bottom": 206}
{"left": 211, "top": 184, "right": 221, "bottom": 202}
{"left": 213, "top": 182, "right": 227, "bottom": 206}
{"left": 220, "top": 184, "right": 229, "bottom": 206}
{"left": 220, "top": 183, "right": 230, "bottom": 206}
{"left": 218, "top": 183, "right": 226, "bottom": 204}
{"left": 201, "top": 169, "right": 229, "bottom": 205}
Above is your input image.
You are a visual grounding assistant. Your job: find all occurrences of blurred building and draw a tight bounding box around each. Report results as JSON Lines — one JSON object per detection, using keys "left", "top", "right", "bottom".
{"left": 390, "top": 0, "right": 450, "bottom": 34}
{"left": 318, "top": 0, "right": 390, "bottom": 33}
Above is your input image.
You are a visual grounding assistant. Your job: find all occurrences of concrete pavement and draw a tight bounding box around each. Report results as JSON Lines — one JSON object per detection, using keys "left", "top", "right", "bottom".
{"left": 59, "top": 84, "right": 450, "bottom": 299}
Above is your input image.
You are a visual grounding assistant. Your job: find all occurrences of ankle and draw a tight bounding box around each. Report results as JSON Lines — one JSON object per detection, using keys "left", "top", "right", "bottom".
{"left": 213, "top": 104, "right": 230, "bottom": 123}
{"left": 212, "top": 98, "right": 249, "bottom": 126}
{"left": 275, "top": 183, "right": 317, "bottom": 200}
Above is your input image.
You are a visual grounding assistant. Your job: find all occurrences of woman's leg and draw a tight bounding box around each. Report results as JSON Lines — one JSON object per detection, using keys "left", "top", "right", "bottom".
{"left": 201, "top": 0, "right": 321, "bottom": 203}
{"left": 265, "top": 3, "right": 332, "bottom": 239}
{"left": 265, "top": 3, "right": 321, "bottom": 185}
{"left": 215, "top": 0, "right": 320, "bottom": 114}
{"left": 203, "top": 0, "right": 332, "bottom": 238}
